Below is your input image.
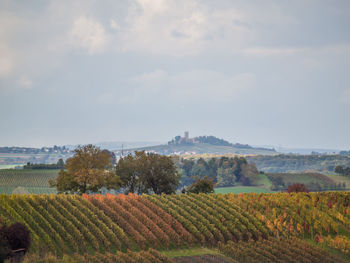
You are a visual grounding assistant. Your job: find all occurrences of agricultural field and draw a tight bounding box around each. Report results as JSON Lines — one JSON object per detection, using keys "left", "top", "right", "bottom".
{"left": 0, "top": 169, "right": 58, "bottom": 194}
{"left": 215, "top": 186, "right": 275, "bottom": 194}
{"left": 1, "top": 192, "right": 350, "bottom": 262}
{"left": 0, "top": 164, "right": 23, "bottom": 169}
{"left": 267, "top": 172, "right": 350, "bottom": 191}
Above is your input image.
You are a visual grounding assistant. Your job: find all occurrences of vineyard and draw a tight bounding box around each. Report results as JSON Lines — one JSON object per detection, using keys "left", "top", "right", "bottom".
{"left": 0, "top": 169, "right": 58, "bottom": 194}
{"left": 0, "top": 192, "right": 350, "bottom": 262}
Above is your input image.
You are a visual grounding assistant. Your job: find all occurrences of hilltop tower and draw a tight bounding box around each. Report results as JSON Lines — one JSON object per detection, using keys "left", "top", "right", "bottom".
{"left": 184, "top": 131, "right": 189, "bottom": 140}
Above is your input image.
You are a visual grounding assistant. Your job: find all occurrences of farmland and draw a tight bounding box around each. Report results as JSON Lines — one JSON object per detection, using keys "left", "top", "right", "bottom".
{"left": 1, "top": 167, "right": 349, "bottom": 195}
{"left": 0, "top": 169, "right": 58, "bottom": 194}
{"left": 1, "top": 192, "right": 350, "bottom": 262}
{"left": 214, "top": 186, "right": 275, "bottom": 194}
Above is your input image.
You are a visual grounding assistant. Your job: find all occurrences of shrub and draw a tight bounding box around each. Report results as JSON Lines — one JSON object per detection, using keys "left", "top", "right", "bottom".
{"left": 186, "top": 177, "right": 215, "bottom": 194}
{"left": 1, "top": 222, "right": 31, "bottom": 252}
{"left": 0, "top": 231, "right": 9, "bottom": 263}
{"left": 287, "top": 183, "right": 309, "bottom": 193}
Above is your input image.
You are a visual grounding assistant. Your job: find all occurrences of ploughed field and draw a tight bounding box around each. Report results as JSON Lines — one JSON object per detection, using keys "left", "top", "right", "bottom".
{"left": 1, "top": 192, "right": 350, "bottom": 262}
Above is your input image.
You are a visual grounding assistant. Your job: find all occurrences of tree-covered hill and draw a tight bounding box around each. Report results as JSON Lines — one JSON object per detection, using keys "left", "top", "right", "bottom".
{"left": 247, "top": 154, "right": 350, "bottom": 173}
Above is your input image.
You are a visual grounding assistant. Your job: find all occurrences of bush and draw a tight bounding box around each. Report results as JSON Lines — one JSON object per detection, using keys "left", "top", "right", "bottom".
{"left": 0, "top": 231, "right": 9, "bottom": 263}
{"left": 0, "top": 222, "right": 31, "bottom": 263}
{"left": 287, "top": 183, "right": 309, "bottom": 193}
{"left": 186, "top": 177, "right": 215, "bottom": 194}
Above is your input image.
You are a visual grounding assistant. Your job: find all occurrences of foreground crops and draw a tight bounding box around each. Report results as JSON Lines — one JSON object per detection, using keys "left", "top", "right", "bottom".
{"left": 219, "top": 237, "right": 346, "bottom": 263}
{"left": 1, "top": 192, "right": 350, "bottom": 262}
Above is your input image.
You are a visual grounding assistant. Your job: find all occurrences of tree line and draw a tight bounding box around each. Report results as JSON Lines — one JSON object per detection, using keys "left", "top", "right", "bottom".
{"left": 24, "top": 159, "right": 65, "bottom": 170}
{"left": 335, "top": 165, "right": 350, "bottom": 176}
{"left": 174, "top": 156, "right": 259, "bottom": 188}
{"left": 246, "top": 154, "right": 350, "bottom": 173}
{"left": 49, "top": 145, "right": 259, "bottom": 195}
{"left": 50, "top": 145, "right": 181, "bottom": 195}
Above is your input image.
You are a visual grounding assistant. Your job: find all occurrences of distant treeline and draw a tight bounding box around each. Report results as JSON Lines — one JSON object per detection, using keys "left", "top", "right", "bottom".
{"left": 174, "top": 156, "right": 259, "bottom": 188}
{"left": 24, "top": 159, "right": 65, "bottom": 170}
{"left": 335, "top": 165, "right": 350, "bottom": 176}
{"left": 246, "top": 154, "right": 350, "bottom": 173}
{"left": 0, "top": 146, "right": 70, "bottom": 154}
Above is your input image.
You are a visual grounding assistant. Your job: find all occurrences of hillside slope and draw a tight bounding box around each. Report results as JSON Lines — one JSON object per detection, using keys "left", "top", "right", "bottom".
{"left": 1, "top": 192, "right": 350, "bottom": 262}
{"left": 119, "top": 143, "right": 276, "bottom": 156}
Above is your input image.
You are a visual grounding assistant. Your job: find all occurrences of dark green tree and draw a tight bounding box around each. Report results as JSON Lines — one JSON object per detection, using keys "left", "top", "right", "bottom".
{"left": 335, "top": 165, "right": 345, "bottom": 175}
{"left": 115, "top": 152, "right": 142, "bottom": 194}
{"left": 186, "top": 177, "right": 215, "bottom": 194}
{"left": 216, "top": 167, "right": 236, "bottom": 187}
{"left": 116, "top": 151, "right": 180, "bottom": 194}
{"left": 182, "top": 158, "right": 195, "bottom": 177}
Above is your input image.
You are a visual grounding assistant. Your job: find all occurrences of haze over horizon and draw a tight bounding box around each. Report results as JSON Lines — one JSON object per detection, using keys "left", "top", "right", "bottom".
{"left": 1, "top": 1, "right": 350, "bottom": 150}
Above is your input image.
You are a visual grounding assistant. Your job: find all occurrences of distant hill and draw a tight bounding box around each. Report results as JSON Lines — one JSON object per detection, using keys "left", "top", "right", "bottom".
{"left": 116, "top": 134, "right": 276, "bottom": 156}
{"left": 64, "top": 141, "right": 162, "bottom": 151}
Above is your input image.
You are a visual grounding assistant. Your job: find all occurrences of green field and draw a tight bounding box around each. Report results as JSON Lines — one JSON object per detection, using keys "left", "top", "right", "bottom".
{"left": 266, "top": 172, "right": 350, "bottom": 191}
{"left": 0, "top": 164, "right": 24, "bottom": 169}
{"left": 326, "top": 174, "right": 350, "bottom": 188}
{"left": 215, "top": 186, "right": 275, "bottom": 194}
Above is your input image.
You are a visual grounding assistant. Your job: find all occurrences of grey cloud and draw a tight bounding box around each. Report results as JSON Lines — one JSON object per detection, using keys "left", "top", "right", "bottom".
{"left": 123, "top": 70, "right": 256, "bottom": 104}
{"left": 0, "top": 0, "right": 350, "bottom": 149}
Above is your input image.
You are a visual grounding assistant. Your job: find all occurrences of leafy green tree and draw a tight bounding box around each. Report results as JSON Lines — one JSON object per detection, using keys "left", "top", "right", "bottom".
{"left": 191, "top": 158, "right": 209, "bottom": 178}
{"left": 116, "top": 151, "right": 180, "bottom": 194}
{"left": 216, "top": 167, "right": 236, "bottom": 187}
{"left": 240, "top": 162, "right": 259, "bottom": 185}
{"left": 207, "top": 158, "right": 218, "bottom": 178}
{"left": 182, "top": 159, "right": 195, "bottom": 177}
{"left": 50, "top": 145, "right": 120, "bottom": 194}
{"left": 186, "top": 177, "right": 215, "bottom": 194}
{"left": 115, "top": 152, "right": 142, "bottom": 194}
{"left": 335, "top": 165, "right": 345, "bottom": 175}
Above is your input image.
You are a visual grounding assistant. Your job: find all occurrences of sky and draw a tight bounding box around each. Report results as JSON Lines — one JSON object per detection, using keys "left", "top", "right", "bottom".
{"left": 0, "top": 0, "right": 350, "bottom": 150}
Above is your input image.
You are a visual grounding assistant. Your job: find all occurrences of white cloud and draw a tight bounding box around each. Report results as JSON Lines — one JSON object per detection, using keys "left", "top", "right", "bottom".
{"left": 0, "top": 43, "right": 14, "bottom": 77}
{"left": 17, "top": 75, "right": 33, "bottom": 89}
{"left": 110, "top": 19, "right": 120, "bottom": 30}
{"left": 242, "top": 47, "right": 303, "bottom": 57}
{"left": 97, "top": 91, "right": 115, "bottom": 104}
{"left": 119, "top": 0, "right": 250, "bottom": 55}
{"left": 125, "top": 69, "right": 256, "bottom": 103}
{"left": 0, "top": 12, "right": 20, "bottom": 78}
{"left": 69, "top": 16, "right": 109, "bottom": 55}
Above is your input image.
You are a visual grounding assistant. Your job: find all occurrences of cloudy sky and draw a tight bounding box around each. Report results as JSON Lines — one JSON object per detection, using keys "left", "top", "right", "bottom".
{"left": 1, "top": 0, "right": 350, "bottom": 149}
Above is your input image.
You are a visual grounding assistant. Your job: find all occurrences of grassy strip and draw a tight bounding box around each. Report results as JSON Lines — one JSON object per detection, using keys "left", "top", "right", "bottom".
{"left": 303, "top": 238, "right": 350, "bottom": 262}
{"left": 215, "top": 186, "right": 275, "bottom": 194}
{"left": 160, "top": 247, "right": 222, "bottom": 258}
